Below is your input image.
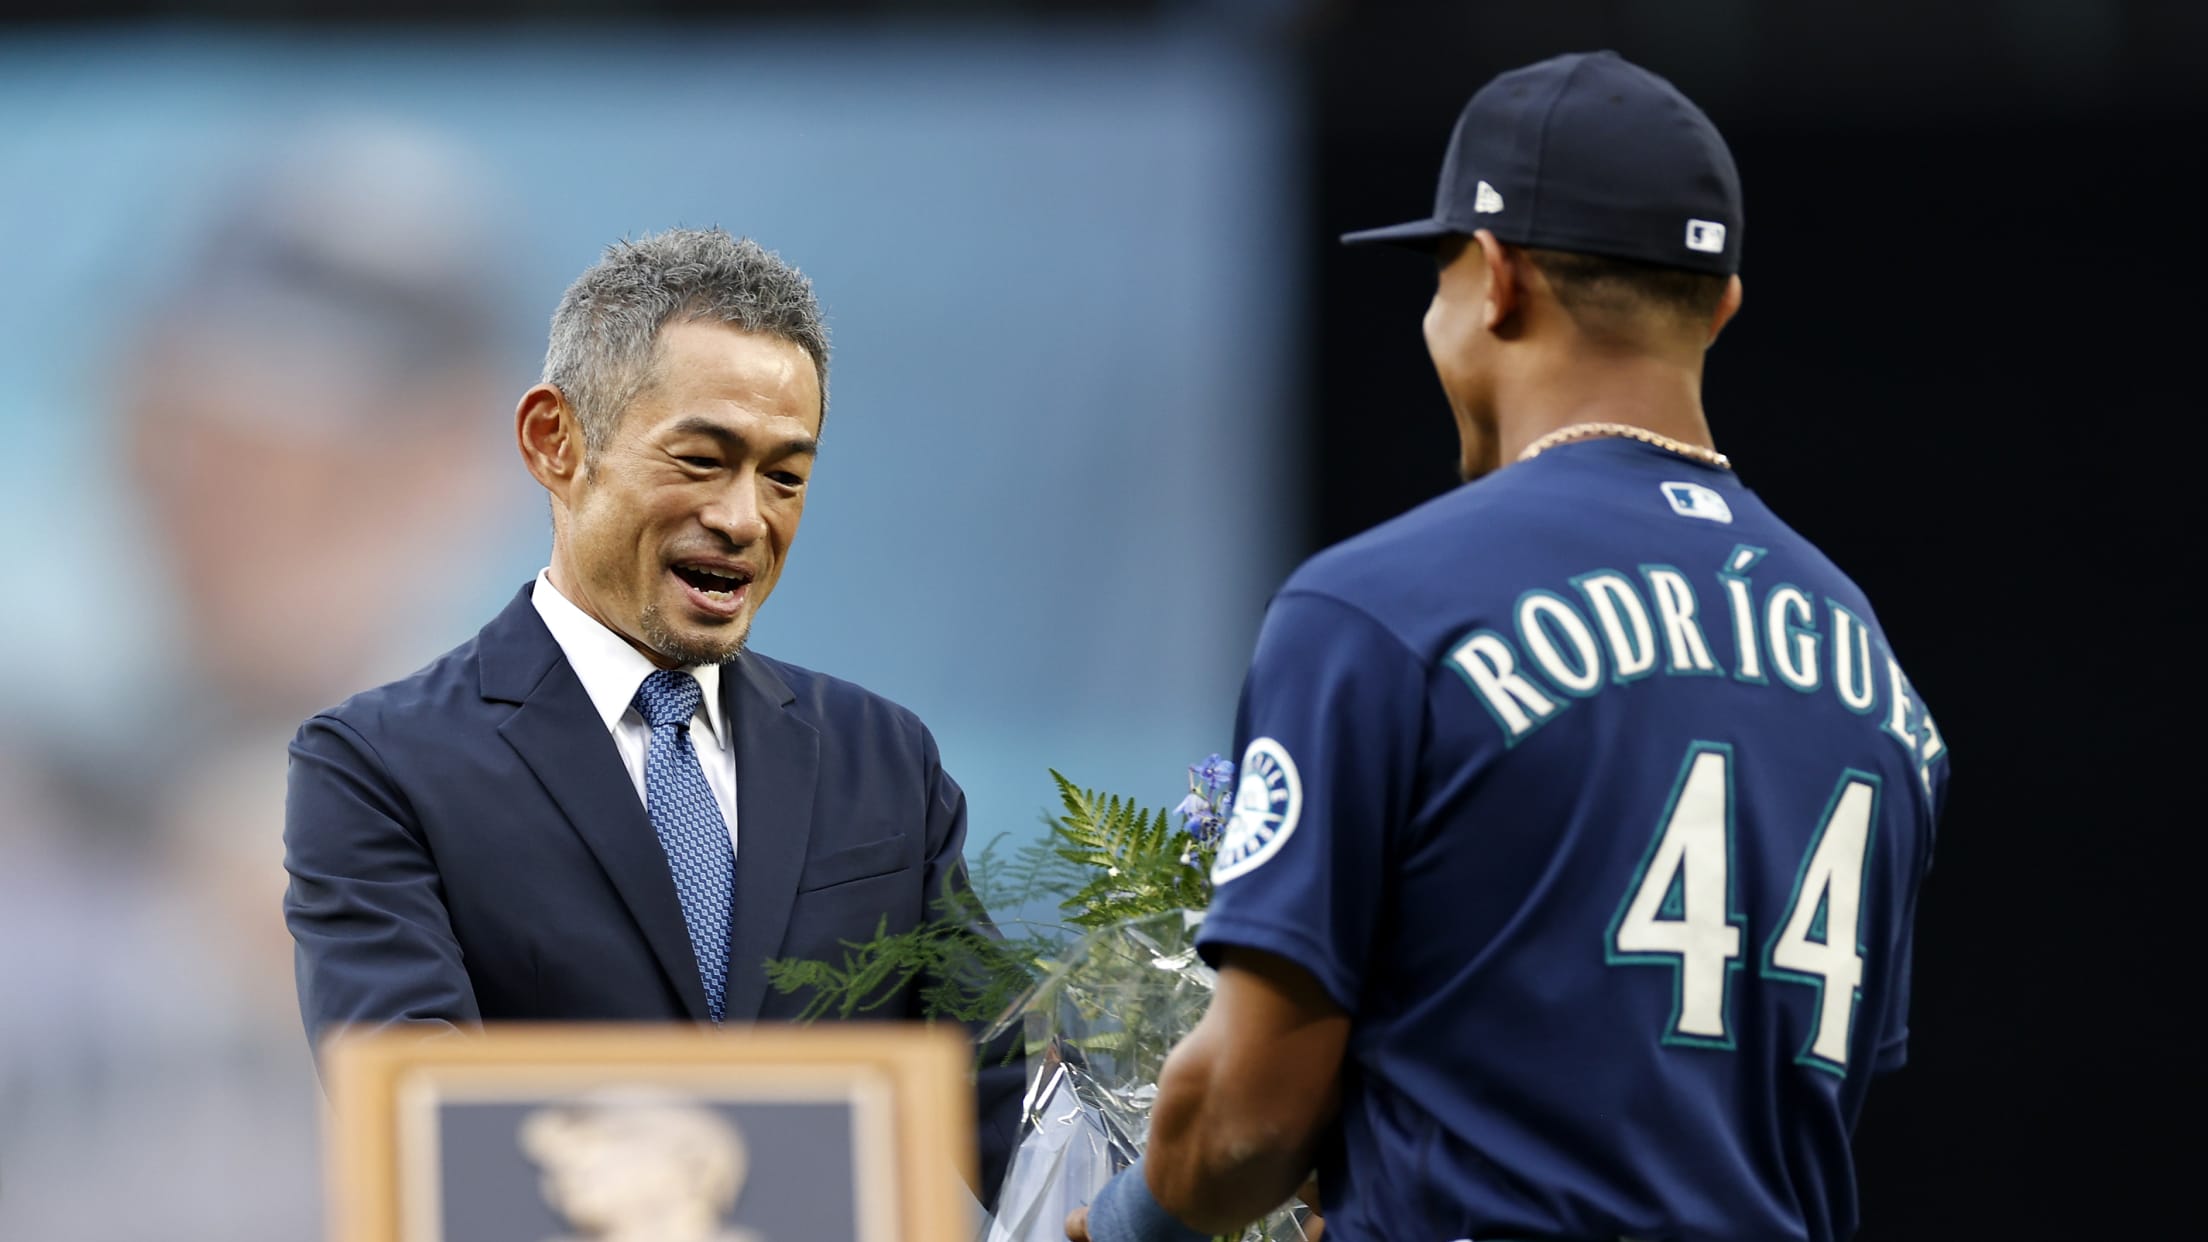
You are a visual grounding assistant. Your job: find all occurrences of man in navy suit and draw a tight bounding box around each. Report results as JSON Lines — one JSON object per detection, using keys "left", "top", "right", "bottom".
{"left": 282, "top": 227, "right": 1021, "bottom": 1201}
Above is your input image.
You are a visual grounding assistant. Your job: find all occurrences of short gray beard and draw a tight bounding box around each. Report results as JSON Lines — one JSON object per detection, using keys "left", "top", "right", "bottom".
{"left": 638, "top": 601, "right": 749, "bottom": 667}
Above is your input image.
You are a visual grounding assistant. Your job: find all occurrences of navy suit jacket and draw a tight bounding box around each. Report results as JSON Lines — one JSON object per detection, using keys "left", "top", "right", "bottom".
{"left": 283, "top": 583, "right": 1023, "bottom": 1198}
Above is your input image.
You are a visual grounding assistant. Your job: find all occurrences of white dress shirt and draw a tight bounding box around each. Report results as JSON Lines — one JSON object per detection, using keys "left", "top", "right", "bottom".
{"left": 530, "top": 569, "right": 740, "bottom": 859}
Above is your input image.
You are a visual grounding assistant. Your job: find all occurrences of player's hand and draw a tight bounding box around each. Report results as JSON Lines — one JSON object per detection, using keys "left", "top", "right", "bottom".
{"left": 1064, "top": 1205, "right": 1091, "bottom": 1241}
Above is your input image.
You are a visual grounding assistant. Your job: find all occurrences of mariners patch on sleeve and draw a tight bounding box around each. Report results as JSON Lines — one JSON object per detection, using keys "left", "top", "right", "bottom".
{"left": 1211, "top": 737, "right": 1304, "bottom": 884}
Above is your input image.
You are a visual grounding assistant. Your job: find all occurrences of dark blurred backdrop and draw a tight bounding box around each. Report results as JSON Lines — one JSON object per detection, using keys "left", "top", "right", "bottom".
{"left": 1309, "top": 8, "right": 2193, "bottom": 1238}
{"left": 3, "top": 1, "right": 2190, "bottom": 1238}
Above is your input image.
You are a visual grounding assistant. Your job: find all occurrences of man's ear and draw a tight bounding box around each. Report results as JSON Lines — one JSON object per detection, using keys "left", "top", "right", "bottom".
{"left": 1474, "top": 229, "right": 1521, "bottom": 337}
{"left": 516, "top": 383, "right": 584, "bottom": 504}
{"left": 1708, "top": 275, "right": 1744, "bottom": 345}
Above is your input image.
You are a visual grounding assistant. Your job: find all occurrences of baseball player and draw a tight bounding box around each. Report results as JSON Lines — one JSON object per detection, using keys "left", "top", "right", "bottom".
{"left": 1072, "top": 50, "right": 1946, "bottom": 1242}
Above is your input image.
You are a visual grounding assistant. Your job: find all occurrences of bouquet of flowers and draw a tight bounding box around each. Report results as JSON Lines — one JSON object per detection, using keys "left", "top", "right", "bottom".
{"left": 766, "top": 757, "right": 1316, "bottom": 1242}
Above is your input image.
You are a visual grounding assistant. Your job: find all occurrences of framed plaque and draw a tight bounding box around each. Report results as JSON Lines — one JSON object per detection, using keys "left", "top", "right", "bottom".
{"left": 324, "top": 1023, "right": 976, "bottom": 1242}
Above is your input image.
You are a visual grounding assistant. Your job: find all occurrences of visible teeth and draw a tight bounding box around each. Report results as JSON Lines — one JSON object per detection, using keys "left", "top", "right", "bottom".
{"left": 690, "top": 566, "right": 738, "bottom": 582}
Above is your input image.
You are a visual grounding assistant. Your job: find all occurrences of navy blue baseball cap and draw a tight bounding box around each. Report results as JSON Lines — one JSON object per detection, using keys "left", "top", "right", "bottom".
{"left": 1342, "top": 50, "right": 1743, "bottom": 276}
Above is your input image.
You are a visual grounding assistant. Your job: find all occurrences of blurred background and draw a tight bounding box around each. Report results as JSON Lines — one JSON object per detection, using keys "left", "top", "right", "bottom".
{"left": 0, "top": 1, "right": 2189, "bottom": 1239}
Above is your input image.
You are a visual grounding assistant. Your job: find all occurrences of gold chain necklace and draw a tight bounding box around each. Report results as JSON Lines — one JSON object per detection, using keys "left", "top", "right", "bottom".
{"left": 1516, "top": 422, "right": 1731, "bottom": 471}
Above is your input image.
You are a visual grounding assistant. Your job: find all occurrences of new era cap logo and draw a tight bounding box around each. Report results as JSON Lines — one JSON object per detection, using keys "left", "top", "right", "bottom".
{"left": 1474, "top": 181, "right": 1505, "bottom": 214}
{"left": 1661, "top": 481, "right": 1733, "bottom": 523}
{"left": 1685, "top": 219, "right": 1726, "bottom": 253}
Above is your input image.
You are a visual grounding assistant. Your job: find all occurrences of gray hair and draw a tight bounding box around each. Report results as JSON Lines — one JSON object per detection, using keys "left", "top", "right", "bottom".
{"left": 541, "top": 227, "right": 830, "bottom": 455}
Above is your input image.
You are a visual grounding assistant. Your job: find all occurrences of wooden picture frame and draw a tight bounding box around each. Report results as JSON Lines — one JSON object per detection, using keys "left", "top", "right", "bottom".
{"left": 324, "top": 1023, "right": 977, "bottom": 1242}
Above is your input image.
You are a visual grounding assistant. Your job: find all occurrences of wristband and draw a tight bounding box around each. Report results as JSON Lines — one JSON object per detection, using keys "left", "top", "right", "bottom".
{"left": 1086, "top": 1156, "right": 1213, "bottom": 1242}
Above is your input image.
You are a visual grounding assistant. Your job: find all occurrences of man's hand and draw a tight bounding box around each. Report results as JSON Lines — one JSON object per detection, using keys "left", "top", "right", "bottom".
{"left": 1065, "top": 1205, "right": 1091, "bottom": 1241}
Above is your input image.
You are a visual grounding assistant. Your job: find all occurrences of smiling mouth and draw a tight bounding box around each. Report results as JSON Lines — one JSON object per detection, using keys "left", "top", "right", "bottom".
{"left": 670, "top": 562, "right": 754, "bottom": 617}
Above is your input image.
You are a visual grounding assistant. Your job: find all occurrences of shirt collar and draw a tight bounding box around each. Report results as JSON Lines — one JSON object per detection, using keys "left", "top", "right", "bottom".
{"left": 529, "top": 569, "right": 729, "bottom": 750}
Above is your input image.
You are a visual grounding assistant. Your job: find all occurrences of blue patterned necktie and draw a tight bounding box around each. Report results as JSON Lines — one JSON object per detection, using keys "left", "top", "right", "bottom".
{"left": 632, "top": 669, "right": 736, "bottom": 1022}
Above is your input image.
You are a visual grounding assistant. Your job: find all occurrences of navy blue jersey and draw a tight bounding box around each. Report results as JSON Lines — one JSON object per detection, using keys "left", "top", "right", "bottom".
{"left": 1196, "top": 438, "right": 1946, "bottom": 1242}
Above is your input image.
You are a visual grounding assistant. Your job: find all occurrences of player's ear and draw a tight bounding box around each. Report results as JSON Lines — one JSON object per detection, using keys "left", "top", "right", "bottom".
{"left": 517, "top": 383, "right": 585, "bottom": 503}
{"left": 1473, "top": 229, "right": 1520, "bottom": 336}
{"left": 1707, "top": 275, "right": 1744, "bottom": 345}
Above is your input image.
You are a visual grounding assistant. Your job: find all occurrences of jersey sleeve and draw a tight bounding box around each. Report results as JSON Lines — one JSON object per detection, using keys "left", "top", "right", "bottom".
{"left": 1195, "top": 590, "right": 1426, "bottom": 1013}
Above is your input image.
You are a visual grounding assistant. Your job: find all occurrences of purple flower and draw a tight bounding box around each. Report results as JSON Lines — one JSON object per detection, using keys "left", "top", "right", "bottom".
{"left": 1190, "top": 753, "right": 1236, "bottom": 797}
{"left": 1174, "top": 791, "right": 1229, "bottom": 845}
{"left": 1174, "top": 792, "right": 1210, "bottom": 827}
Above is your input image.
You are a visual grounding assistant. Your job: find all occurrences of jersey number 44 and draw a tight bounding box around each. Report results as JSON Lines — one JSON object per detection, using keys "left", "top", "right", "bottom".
{"left": 1603, "top": 741, "right": 1880, "bottom": 1075}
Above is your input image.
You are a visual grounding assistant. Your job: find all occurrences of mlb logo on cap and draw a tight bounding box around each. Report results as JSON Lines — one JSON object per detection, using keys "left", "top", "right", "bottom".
{"left": 1340, "top": 50, "right": 1743, "bottom": 277}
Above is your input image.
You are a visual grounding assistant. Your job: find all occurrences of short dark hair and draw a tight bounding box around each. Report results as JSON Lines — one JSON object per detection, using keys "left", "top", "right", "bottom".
{"left": 1524, "top": 247, "right": 1728, "bottom": 338}
{"left": 543, "top": 228, "right": 830, "bottom": 456}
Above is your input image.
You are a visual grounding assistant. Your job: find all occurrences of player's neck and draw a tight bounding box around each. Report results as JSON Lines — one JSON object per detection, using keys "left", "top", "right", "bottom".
{"left": 1490, "top": 348, "right": 1714, "bottom": 468}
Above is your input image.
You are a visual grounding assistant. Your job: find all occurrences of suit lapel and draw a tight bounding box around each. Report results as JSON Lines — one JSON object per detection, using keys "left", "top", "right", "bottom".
{"left": 721, "top": 653, "right": 819, "bottom": 1021}
{"left": 482, "top": 586, "right": 714, "bottom": 1022}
